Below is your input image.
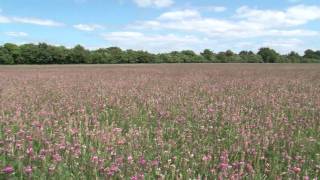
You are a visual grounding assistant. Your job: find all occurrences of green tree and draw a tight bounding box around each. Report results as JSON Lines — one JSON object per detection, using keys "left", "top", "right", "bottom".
{"left": 239, "top": 51, "right": 263, "bottom": 63}
{"left": 70, "top": 45, "right": 90, "bottom": 64}
{"left": 258, "top": 47, "right": 280, "bottom": 63}
{"left": 0, "top": 46, "right": 14, "bottom": 64}
{"left": 3, "top": 43, "right": 21, "bottom": 63}
{"left": 19, "top": 44, "right": 38, "bottom": 64}
{"left": 201, "top": 49, "right": 216, "bottom": 62}
{"left": 287, "top": 51, "right": 301, "bottom": 63}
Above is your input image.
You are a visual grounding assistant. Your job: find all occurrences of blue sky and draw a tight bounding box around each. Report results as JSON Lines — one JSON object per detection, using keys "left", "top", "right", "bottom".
{"left": 0, "top": 0, "right": 320, "bottom": 54}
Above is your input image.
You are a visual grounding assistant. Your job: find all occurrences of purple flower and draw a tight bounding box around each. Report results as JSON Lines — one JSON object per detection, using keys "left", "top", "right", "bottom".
{"left": 2, "top": 166, "right": 14, "bottom": 174}
{"left": 139, "top": 156, "right": 146, "bottom": 166}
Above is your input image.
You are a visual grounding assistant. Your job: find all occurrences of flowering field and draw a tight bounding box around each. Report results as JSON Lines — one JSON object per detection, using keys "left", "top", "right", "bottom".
{"left": 0, "top": 64, "right": 319, "bottom": 179}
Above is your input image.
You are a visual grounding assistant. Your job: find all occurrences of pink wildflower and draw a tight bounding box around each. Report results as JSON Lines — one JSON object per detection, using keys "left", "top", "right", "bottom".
{"left": 2, "top": 166, "right": 14, "bottom": 174}
{"left": 24, "top": 166, "right": 32, "bottom": 174}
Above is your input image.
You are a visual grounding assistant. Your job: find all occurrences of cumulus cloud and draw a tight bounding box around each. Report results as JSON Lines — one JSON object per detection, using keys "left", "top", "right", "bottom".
{"left": 73, "top": 24, "right": 104, "bottom": 31}
{"left": 133, "top": 0, "right": 174, "bottom": 8}
{"left": 262, "top": 38, "right": 304, "bottom": 53}
{"left": 123, "top": 4, "right": 320, "bottom": 53}
{"left": 102, "top": 31, "right": 202, "bottom": 52}
{"left": 158, "top": 10, "right": 200, "bottom": 20}
{"left": 236, "top": 5, "right": 320, "bottom": 27}
{"left": 5, "top": 31, "right": 29, "bottom": 37}
{"left": 130, "top": 5, "right": 320, "bottom": 38}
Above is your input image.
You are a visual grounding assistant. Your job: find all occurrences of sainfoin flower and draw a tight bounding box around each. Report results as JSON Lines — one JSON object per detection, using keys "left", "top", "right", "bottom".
{"left": 139, "top": 156, "right": 146, "bottom": 166}
{"left": 127, "top": 155, "right": 133, "bottom": 163}
{"left": 292, "top": 167, "right": 301, "bottom": 174}
{"left": 24, "top": 166, "right": 32, "bottom": 174}
{"left": 2, "top": 166, "right": 14, "bottom": 174}
{"left": 52, "top": 154, "right": 62, "bottom": 162}
{"left": 202, "top": 154, "right": 212, "bottom": 162}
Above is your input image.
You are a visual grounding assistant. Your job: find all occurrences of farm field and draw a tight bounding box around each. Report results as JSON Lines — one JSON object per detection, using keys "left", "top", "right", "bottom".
{"left": 0, "top": 64, "right": 320, "bottom": 179}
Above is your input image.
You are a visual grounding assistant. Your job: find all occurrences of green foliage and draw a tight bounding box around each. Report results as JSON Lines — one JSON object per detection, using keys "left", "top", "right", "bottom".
{"left": 0, "top": 47, "right": 14, "bottom": 64}
{"left": 0, "top": 43, "right": 319, "bottom": 64}
{"left": 258, "top": 47, "right": 281, "bottom": 63}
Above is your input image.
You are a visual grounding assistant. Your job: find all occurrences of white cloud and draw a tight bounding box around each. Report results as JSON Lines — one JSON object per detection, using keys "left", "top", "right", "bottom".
{"left": 262, "top": 38, "right": 304, "bottom": 53}
{"left": 158, "top": 9, "right": 200, "bottom": 20}
{"left": 0, "top": 10, "right": 63, "bottom": 26}
{"left": 133, "top": 0, "right": 173, "bottom": 8}
{"left": 102, "top": 31, "right": 202, "bottom": 52}
{"left": 0, "top": 15, "right": 11, "bottom": 23}
{"left": 11, "top": 17, "right": 63, "bottom": 26}
{"left": 236, "top": 5, "right": 320, "bottom": 27}
{"left": 202, "top": 6, "right": 227, "bottom": 12}
{"left": 5, "top": 31, "right": 29, "bottom": 37}
{"left": 73, "top": 24, "right": 104, "bottom": 31}
{"left": 123, "top": 5, "right": 320, "bottom": 53}
{"left": 130, "top": 5, "right": 320, "bottom": 38}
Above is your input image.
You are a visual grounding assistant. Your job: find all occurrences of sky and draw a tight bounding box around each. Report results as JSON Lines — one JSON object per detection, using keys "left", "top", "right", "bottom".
{"left": 0, "top": 0, "right": 320, "bottom": 54}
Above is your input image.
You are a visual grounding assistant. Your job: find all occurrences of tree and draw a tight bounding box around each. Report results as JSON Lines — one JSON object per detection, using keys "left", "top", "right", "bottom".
{"left": 258, "top": 47, "right": 280, "bottom": 63}
{"left": 3, "top": 43, "right": 21, "bottom": 63}
{"left": 180, "top": 50, "right": 199, "bottom": 63}
{"left": 105, "top": 47, "right": 123, "bottom": 63}
{"left": 239, "top": 51, "right": 263, "bottom": 63}
{"left": 0, "top": 46, "right": 14, "bottom": 64}
{"left": 216, "top": 52, "right": 227, "bottom": 63}
{"left": 201, "top": 49, "right": 216, "bottom": 62}
{"left": 287, "top": 51, "right": 301, "bottom": 63}
{"left": 70, "top": 45, "right": 90, "bottom": 64}
{"left": 304, "top": 49, "right": 320, "bottom": 59}
{"left": 19, "top": 44, "right": 38, "bottom": 64}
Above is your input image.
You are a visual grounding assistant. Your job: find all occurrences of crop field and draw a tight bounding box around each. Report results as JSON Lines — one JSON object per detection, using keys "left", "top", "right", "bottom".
{"left": 0, "top": 64, "right": 319, "bottom": 179}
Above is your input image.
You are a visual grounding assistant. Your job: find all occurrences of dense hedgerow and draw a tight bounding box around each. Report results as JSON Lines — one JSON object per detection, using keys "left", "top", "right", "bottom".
{"left": 0, "top": 43, "right": 320, "bottom": 64}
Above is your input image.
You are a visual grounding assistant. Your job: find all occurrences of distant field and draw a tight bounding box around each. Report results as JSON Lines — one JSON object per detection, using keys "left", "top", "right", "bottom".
{"left": 0, "top": 64, "right": 319, "bottom": 179}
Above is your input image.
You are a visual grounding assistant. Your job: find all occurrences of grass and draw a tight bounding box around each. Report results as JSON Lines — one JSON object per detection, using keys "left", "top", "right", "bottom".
{"left": 0, "top": 64, "right": 319, "bottom": 179}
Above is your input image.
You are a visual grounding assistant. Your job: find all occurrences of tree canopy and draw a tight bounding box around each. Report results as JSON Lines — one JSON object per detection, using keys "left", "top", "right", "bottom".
{"left": 0, "top": 43, "right": 319, "bottom": 64}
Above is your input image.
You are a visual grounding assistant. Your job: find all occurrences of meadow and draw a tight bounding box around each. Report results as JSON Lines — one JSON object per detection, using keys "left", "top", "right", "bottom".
{"left": 0, "top": 64, "right": 319, "bottom": 179}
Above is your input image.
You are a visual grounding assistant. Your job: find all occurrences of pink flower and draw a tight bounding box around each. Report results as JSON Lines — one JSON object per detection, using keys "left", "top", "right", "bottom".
{"left": 91, "top": 156, "right": 99, "bottom": 164}
{"left": 208, "top": 108, "right": 214, "bottom": 113}
{"left": 106, "top": 164, "right": 119, "bottom": 176}
{"left": 24, "top": 166, "right": 32, "bottom": 174}
{"left": 131, "top": 173, "right": 144, "bottom": 180}
{"left": 117, "top": 139, "right": 126, "bottom": 145}
{"left": 27, "top": 147, "right": 33, "bottom": 156}
{"left": 202, "top": 154, "right": 212, "bottom": 162}
{"left": 303, "top": 176, "right": 310, "bottom": 180}
{"left": 128, "top": 155, "right": 133, "bottom": 163}
{"left": 245, "top": 163, "right": 254, "bottom": 174}
{"left": 292, "top": 167, "right": 301, "bottom": 174}
{"left": 52, "top": 153, "right": 62, "bottom": 162}
{"left": 139, "top": 156, "right": 146, "bottom": 166}
{"left": 2, "top": 166, "right": 14, "bottom": 174}
{"left": 112, "top": 128, "right": 122, "bottom": 133}
{"left": 218, "top": 163, "right": 229, "bottom": 171}
{"left": 151, "top": 160, "right": 159, "bottom": 166}
{"left": 131, "top": 176, "right": 138, "bottom": 180}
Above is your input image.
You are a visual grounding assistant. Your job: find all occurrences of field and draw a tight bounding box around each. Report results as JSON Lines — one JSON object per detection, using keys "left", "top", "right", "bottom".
{"left": 0, "top": 64, "right": 319, "bottom": 179}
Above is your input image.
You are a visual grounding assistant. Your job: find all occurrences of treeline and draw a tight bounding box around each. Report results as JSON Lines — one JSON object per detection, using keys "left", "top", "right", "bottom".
{"left": 1, "top": 43, "right": 320, "bottom": 64}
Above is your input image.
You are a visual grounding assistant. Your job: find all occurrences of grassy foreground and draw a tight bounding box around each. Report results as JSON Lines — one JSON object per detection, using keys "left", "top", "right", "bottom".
{"left": 0, "top": 64, "right": 319, "bottom": 179}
